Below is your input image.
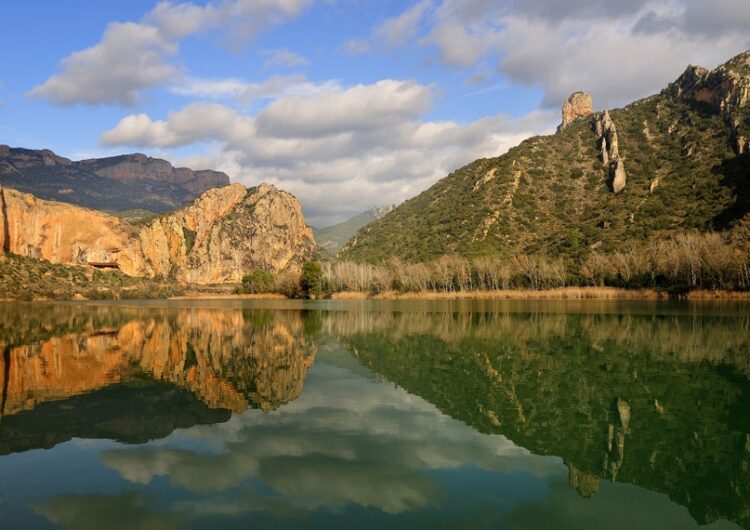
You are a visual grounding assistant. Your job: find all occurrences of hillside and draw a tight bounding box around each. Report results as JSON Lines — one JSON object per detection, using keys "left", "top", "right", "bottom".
{"left": 0, "top": 146, "right": 229, "bottom": 213}
{"left": 341, "top": 50, "right": 750, "bottom": 264}
{"left": 314, "top": 206, "right": 393, "bottom": 252}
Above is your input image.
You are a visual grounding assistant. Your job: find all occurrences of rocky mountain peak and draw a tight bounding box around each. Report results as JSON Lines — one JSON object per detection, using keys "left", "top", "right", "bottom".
{"left": 667, "top": 49, "right": 750, "bottom": 154}
{"left": 668, "top": 50, "right": 750, "bottom": 113}
{"left": 558, "top": 92, "right": 593, "bottom": 132}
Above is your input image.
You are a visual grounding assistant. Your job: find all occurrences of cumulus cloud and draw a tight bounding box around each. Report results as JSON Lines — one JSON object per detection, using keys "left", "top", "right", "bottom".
{"left": 101, "top": 79, "right": 555, "bottom": 226}
{"left": 28, "top": 22, "right": 179, "bottom": 106}
{"left": 380, "top": 0, "right": 750, "bottom": 109}
{"left": 30, "top": 0, "right": 311, "bottom": 106}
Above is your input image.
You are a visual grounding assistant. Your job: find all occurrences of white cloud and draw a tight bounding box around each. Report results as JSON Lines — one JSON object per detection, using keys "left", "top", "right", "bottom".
{"left": 260, "top": 48, "right": 310, "bottom": 68}
{"left": 379, "top": 0, "right": 750, "bottom": 109}
{"left": 373, "top": 0, "right": 433, "bottom": 48}
{"left": 30, "top": 0, "right": 311, "bottom": 106}
{"left": 256, "top": 80, "right": 434, "bottom": 137}
{"left": 101, "top": 79, "right": 555, "bottom": 226}
{"left": 29, "top": 22, "right": 179, "bottom": 106}
{"left": 170, "top": 74, "right": 341, "bottom": 105}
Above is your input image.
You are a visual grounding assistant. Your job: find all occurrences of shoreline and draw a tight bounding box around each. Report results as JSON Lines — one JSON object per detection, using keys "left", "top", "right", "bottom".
{"left": 4, "top": 287, "right": 750, "bottom": 302}
{"left": 168, "top": 293, "right": 287, "bottom": 300}
{"left": 331, "top": 287, "right": 750, "bottom": 301}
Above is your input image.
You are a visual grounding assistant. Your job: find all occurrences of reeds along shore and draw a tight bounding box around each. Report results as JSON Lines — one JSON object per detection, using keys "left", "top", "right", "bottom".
{"left": 314, "top": 232, "right": 750, "bottom": 298}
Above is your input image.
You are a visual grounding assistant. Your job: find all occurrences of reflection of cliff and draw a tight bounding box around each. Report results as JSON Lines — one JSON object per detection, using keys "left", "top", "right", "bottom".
{"left": 0, "top": 379, "right": 231, "bottom": 456}
{"left": 333, "top": 308, "right": 750, "bottom": 529}
{"left": 0, "top": 306, "right": 316, "bottom": 451}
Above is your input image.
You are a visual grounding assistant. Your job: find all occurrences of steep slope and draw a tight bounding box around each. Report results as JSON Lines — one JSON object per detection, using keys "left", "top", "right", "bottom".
{"left": 341, "top": 50, "right": 750, "bottom": 264}
{"left": 0, "top": 146, "right": 229, "bottom": 213}
{"left": 314, "top": 206, "right": 394, "bottom": 252}
{"left": 0, "top": 183, "right": 316, "bottom": 284}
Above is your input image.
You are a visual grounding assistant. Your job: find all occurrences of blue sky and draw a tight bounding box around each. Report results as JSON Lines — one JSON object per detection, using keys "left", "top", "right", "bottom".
{"left": 1, "top": 0, "right": 749, "bottom": 226}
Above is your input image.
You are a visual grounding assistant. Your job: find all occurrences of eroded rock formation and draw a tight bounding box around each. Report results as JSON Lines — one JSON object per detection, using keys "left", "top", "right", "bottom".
{"left": 0, "top": 183, "right": 316, "bottom": 283}
{"left": 558, "top": 91, "right": 593, "bottom": 132}
{"left": 593, "top": 110, "right": 627, "bottom": 193}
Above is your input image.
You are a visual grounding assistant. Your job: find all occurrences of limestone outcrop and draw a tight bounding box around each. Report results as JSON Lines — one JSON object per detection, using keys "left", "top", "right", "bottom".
{"left": 558, "top": 91, "right": 593, "bottom": 132}
{"left": 0, "top": 183, "right": 316, "bottom": 283}
{"left": 668, "top": 50, "right": 750, "bottom": 154}
{"left": 593, "top": 110, "right": 627, "bottom": 193}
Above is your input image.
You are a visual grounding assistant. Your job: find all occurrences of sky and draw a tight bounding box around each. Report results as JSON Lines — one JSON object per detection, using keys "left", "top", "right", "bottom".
{"left": 1, "top": 1, "right": 749, "bottom": 227}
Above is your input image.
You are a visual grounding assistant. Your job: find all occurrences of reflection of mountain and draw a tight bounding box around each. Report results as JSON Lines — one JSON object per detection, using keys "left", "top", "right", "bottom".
{"left": 331, "top": 307, "right": 750, "bottom": 529}
{"left": 0, "top": 379, "right": 231, "bottom": 455}
{"left": 0, "top": 305, "right": 317, "bottom": 452}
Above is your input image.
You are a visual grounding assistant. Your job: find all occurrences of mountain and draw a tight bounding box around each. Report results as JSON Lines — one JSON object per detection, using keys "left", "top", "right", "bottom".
{"left": 340, "top": 50, "right": 750, "bottom": 264}
{"left": 0, "top": 146, "right": 229, "bottom": 213}
{"left": 314, "top": 206, "right": 394, "bottom": 253}
{"left": 0, "top": 183, "right": 316, "bottom": 284}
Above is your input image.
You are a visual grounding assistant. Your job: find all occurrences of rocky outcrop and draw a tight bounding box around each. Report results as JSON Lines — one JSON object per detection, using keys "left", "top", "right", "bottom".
{"left": 558, "top": 92, "right": 593, "bottom": 132}
{"left": 668, "top": 50, "right": 750, "bottom": 154}
{"left": 0, "top": 146, "right": 230, "bottom": 212}
{"left": 593, "top": 110, "right": 627, "bottom": 193}
{"left": 669, "top": 52, "right": 750, "bottom": 113}
{"left": 0, "top": 183, "right": 316, "bottom": 283}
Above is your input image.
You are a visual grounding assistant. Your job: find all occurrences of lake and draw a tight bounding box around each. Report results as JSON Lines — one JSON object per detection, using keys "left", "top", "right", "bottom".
{"left": 0, "top": 299, "right": 748, "bottom": 529}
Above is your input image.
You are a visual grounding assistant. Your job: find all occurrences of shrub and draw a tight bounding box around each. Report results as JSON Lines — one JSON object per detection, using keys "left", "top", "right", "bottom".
{"left": 240, "top": 269, "right": 275, "bottom": 294}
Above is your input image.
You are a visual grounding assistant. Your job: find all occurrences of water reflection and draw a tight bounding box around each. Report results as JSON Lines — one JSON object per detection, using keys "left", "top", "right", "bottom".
{"left": 0, "top": 305, "right": 316, "bottom": 453}
{"left": 0, "top": 301, "right": 747, "bottom": 529}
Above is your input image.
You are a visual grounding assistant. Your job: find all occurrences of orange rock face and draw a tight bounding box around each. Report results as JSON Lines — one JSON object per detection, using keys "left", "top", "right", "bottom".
{"left": 0, "top": 182, "right": 317, "bottom": 283}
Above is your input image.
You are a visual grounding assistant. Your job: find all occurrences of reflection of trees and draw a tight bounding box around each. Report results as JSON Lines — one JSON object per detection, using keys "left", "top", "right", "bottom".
{"left": 0, "top": 306, "right": 317, "bottom": 451}
{"left": 331, "top": 307, "right": 750, "bottom": 529}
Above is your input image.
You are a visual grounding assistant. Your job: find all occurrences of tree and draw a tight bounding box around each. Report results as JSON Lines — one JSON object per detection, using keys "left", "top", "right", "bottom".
{"left": 301, "top": 261, "right": 326, "bottom": 298}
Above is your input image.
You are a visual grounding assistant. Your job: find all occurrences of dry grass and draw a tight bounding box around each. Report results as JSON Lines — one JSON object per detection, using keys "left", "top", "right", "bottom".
{"left": 331, "top": 291, "right": 371, "bottom": 300}
{"left": 333, "top": 287, "right": 750, "bottom": 300}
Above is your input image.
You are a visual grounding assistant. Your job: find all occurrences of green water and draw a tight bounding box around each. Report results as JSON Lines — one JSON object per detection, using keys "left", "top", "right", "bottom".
{"left": 0, "top": 299, "right": 748, "bottom": 529}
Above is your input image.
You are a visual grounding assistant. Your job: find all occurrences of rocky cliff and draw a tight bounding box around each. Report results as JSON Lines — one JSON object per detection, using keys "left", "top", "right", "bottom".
{"left": 557, "top": 91, "right": 593, "bottom": 132}
{"left": 341, "top": 49, "right": 750, "bottom": 263}
{"left": 0, "top": 182, "right": 316, "bottom": 284}
{"left": 0, "top": 146, "right": 229, "bottom": 212}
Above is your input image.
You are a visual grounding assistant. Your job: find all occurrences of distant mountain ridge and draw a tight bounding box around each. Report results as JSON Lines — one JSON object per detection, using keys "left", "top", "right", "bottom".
{"left": 314, "top": 206, "right": 394, "bottom": 253}
{"left": 0, "top": 145, "right": 230, "bottom": 213}
{"left": 341, "top": 50, "right": 750, "bottom": 263}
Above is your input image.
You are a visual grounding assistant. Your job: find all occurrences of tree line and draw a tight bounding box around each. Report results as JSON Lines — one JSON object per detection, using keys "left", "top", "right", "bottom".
{"left": 238, "top": 231, "right": 750, "bottom": 298}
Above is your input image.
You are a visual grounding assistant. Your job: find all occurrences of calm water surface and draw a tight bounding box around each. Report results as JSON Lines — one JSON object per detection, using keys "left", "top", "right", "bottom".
{"left": 0, "top": 299, "right": 749, "bottom": 529}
